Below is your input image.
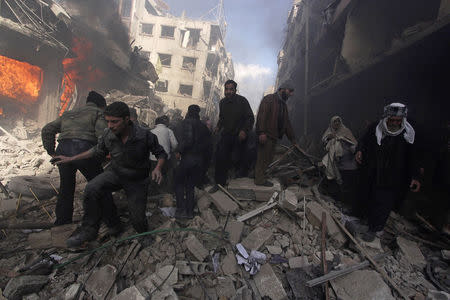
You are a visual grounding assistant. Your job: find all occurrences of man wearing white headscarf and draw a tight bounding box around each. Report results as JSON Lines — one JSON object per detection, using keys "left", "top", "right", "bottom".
{"left": 353, "top": 103, "right": 421, "bottom": 242}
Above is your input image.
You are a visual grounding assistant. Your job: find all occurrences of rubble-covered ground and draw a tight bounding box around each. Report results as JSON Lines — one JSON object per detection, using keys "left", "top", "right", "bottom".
{"left": 0, "top": 122, "right": 449, "bottom": 300}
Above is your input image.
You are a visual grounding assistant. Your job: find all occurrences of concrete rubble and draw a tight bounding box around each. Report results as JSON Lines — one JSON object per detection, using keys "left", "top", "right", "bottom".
{"left": 0, "top": 125, "right": 449, "bottom": 299}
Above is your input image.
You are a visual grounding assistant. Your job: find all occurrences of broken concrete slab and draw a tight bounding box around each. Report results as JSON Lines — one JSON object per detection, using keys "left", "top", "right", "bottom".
{"left": 184, "top": 234, "right": 209, "bottom": 262}
{"left": 225, "top": 219, "right": 244, "bottom": 244}
{"left": 221, "top": 252, "right": 238, "bottom": 275}
{"left": 228, "top": 177, "right": 281, "bottom": 192}
{"left": 175, "top": 261, "right": 208, "bottom": 275}
{"left": 3, "top": 275, "right": 49, "bottom": 300}
{"left": 22, "top": 293, "right": 39, "bottom": 300}
{"left": 289, "top": 256, "right": 310, "bottom": 269}
{"left": 286, "top": 268, "right": 323, "bottom": 299}
{"left": 51, "top": 224, "right": 77, "bottom": 248}
{"left": 155, "top": 265, "right": 178, "bottom": 286}
{"left": 254, "top": 264, "right": 288, "bottom": 300}
{"left": 330, "top": 270, "right": 395, "bottom": 300}
{"left": 241, "top": 227, "right": 273, "bottom": 251}
{"left": 396, "top": 237, "right": 426, "bottom": 269}
{"left": 85, "top": 265, "right": 117, "bottom": 300}
{"left": 279, "top": 189, "right": 298, "bottom": 211}
{"left": 197, "top": 194, "right": 211, "bottom": 211}
{"left": 216, "top": 276, "right": 236, "bottom": 298}
{"left": 426, "top": 290, "right": 450, "bottom": 300}
{"left": 0, "top": 197, "right": 16, "bottom": 213}
{"left": 27, "top": 230, "right": 52, "bottom": 249}
{"left": 306, "top": 201, "right": 346, "bottom": 247}
{"left": 201, "top": 208, "right": 220, "bottom": 230}
{"left": 209, "top": 190, "right": 239, "bottom": 215}
{"left": 112, "top": 286, "right": 145, "bottom": 300}
{"left": 64, "top": 283, "right": 81, "bottom": 300}
{"left": 266, "top": 245, "right": 282, "bottom": 255}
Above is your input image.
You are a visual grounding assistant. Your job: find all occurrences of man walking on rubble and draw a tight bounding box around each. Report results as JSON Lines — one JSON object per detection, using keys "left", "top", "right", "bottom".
{"left": 41, "top": 91, "right": 116, "bottom": 226}
{"left": 209, "top": 80, "right": 254, "bottom": 193}
{"left": 174, "top": 105, "right": 212, "bottom": 218}
{"left": 54, "top": 101, "right": 167, "bottom": 247}
{"left": 254, "top": 80, "right": 297, "bottom": 187}
{"left": 350, "top": 102, "right": 421, "bottom": 242}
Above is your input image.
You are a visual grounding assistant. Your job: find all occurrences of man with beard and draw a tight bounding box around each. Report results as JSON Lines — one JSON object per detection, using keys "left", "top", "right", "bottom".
{"left": 209, "top": 80, "right": 254, "bottom": 193}
{"left": 254, "top": 80, "right": 297, "bottom": 186}
{"left": 353, "top": 102, "right": 421, "bottom": 242}
{"left": 54, "top": 101, "right": 167, "bottom": 247}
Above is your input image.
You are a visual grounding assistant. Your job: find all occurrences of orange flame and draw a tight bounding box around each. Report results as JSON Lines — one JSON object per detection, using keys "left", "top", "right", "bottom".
{"left": 0, "top": 107, "right": 3, "bottom": 115}
{"left": 0, "top": 55, "right": 43, "bottom": 104}
{"left": 60, "top": 37, "right": 104, "bottom": 115}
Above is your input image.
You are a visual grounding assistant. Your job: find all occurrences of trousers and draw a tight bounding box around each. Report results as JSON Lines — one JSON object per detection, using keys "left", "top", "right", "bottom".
{"left": 254, "top": 137, "right": 276, "bottom": 184}
{"left": 82, "top": 170, "right": 148, "bottom": 233}
{"left": 175, "top": 155, "right": 201, "bottom": 214}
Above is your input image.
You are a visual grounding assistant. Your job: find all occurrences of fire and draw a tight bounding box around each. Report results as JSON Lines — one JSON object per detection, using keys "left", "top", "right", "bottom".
{"left": 60, "top": 37, "right": 104, "bottom": 115}
{"left": 0, "top": 55, "right": 43, "bottom": 104}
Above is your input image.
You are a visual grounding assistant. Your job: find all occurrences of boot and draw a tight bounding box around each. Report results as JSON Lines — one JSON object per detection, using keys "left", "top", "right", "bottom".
{"left": 66, "top": 226, "right": 98, "bottom": 247}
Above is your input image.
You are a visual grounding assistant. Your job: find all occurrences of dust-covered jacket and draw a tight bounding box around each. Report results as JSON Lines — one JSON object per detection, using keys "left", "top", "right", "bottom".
{"left": 41, "top": 102, "right": 107, "bottom": 156}
{"left": 255, "top": 93, "right": 295, "bottom": 142}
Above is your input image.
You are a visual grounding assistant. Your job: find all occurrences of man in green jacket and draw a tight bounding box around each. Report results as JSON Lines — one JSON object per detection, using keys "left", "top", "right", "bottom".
{"left": 41, "top": 91, "right": 117, "bottom": 229}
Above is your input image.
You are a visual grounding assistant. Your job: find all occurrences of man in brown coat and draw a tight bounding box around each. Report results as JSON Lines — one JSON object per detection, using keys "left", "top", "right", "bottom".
{"left": 254, "top": 80, "right": 297, "bottom": 186}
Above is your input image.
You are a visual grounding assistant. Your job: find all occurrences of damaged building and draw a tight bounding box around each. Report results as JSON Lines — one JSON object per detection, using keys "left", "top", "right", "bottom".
{"left": 277, "top": 0, "right": 449, "bottom": 146}
{"left": 118, "top": 0, "right": 234, "bottom": 118}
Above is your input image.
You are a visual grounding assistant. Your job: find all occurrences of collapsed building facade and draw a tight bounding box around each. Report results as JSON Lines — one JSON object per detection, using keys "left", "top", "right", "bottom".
{"left": 118, "top": 0, "right": 235, "bottom": 119}
{"left": 0, "top": 0, "right": 159, "bottom": 128}
{"left": 277, "top": 0, "right": 449, "bottom": 146}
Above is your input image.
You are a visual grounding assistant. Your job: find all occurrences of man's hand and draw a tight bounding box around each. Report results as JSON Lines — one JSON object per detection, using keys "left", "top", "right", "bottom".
{"left": 175, "top": 152, "right": 181, "bottom": 160}
{"left": 355, "top": 151, "right": 363, "bottom": 164}
{"left": 151, "top": 167, "right": 163, "bottom": 185}
{"left": 259, "top": 133, "right": 267, "bottom": 145}
{"left": 410, "top": 179, "right": 421, "bottom": 192}
{"left": 238, "top": 130, "right": 247, "bottom": 141}
{"left": 52, "top": 155, "right": 72, "bottom": 165}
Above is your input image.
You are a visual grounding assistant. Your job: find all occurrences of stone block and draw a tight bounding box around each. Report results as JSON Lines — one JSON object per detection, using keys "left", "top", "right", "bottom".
{"left": 112, "top": 286, "right": 145, "bottom": 300}
{"left": 279, "top": 190, "right": 298, "bottom": 211}
{"left": 22, "top": 293, "right": 40, "bottom": 300}
{"left": 209, "top": 190, "right": 238, "bottom": 215}
{"left": 216, "top": 276, "right": 236, "bottom": 298}
{"left": 64, "top": 283, "right": 81, "bottom": 300}
{"left": 221, "top": 253, "right": 238, "bottom": 275}
{"left": 3, "top": 275, "right": 49, "bottom": 300}
{"left": 254, "top": 264, "right": 288, "bottom": 300}
{"left": 184, "top": 235, "right": 209, "bottom": 261}
{"left": 0, "top": 197, "right": 16, "bottom": 213}
{"left": 241, "top": 227, "right": 273, "bottom": 250}
{"left": 197, "top": 194, "right": 211, "bottom": 211}
{"left": 305, "top": 201, "right": 346, "bottom": 247}
{"left": 51, "top": 224, "right": 77, "bottom": 248}
{"left": 396, "top": 237, "right": 426, "bottom": 269}
{"left": 175, "top": 261, "right": 208, "bottom": 275}
{"left": 155, "top": 265, "right": 178, "bottom": 286}
{"left": 330, "top": 270, "right": 395, "bottom": 300}
{"left": 201, "top": 208, "right": 220, "bottom": 230}
{"left": 266, "top": 245, "right": 282, "bottom": 255}
{"left": 288, "top": 256, "right": 310, "bottom": 269}
{"left": 225, "top": 219, "right": 244, "bottom": 244}
{"left": 85, "top": 265, "right": 117, "bottom": 300}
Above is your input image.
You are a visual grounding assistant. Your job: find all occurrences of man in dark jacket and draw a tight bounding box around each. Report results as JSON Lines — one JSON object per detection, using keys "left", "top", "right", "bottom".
{"left": 174, "top": 105, "right": 212, "bottom": 218}
{"left": 210, "top": 80, "right": 254, "bottom": 193}
{"left": 254, "top": 80, "right": 297, "bottom": 186}
{"left": 41, "top": 91, "right": 115, "bottom": 226}
{"left": 353, "top": 102, "right": 421, "bottom": 242}
{"left": 54, "top": 102, "right": 167, "bottom": 247}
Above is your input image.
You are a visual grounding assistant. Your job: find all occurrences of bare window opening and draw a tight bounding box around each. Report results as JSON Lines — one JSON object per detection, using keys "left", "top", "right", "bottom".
{"left": 158, "top": 53, "right": 172, "bottom": 66}
{"left": 141, "top": 23, "right": 153, "bottom": 35}
{"left": 141, "top": 51, "right": 151, "bottom": 60}
{"left": 145, "top": 0, "right": 159, "bottom": 15}
{"left": 206, "top": 53, "right": 219, "bottom": 77}
{"left": 180, "top": 28, "right": 201, "bottom": 49}
{"left": 121, "top": 0, "right": 132, "bottom": 17}
{"left": 155, "top": 80, "right": 168, "bottom": 92}
{"left": 209, "top": 25, "right": 221, "bottom": 50}
{"left": 182, "top": 57, "right": 197, "bottom": 71}
{"left": 203, "top": 81, "right": 212, "bottom": 99}
{"left": 161, "top": 25, "right": 175, "bottom": 38}
{"left": 179, "top": 84, "right": 193, "bottom": 97}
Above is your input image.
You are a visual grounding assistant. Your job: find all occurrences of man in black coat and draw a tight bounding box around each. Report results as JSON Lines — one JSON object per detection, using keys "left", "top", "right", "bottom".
{"left": 353, "top": 102, "right": 421, "bottom": 242}
{"left": 174, "top": 105, "right": 212, "bottom": 218}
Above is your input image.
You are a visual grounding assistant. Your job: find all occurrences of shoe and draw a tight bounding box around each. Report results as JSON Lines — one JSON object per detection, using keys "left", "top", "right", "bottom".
{"left": 255, "top": 180, "right": 273, "bottom": 187}
{"left": 208, "top": 185, "right": 220, "bottom": 193}
{"left": 361, "top": 231, "right": 376, "bottom": 242}
{"left": 66, "top": 226, "right": 98, "bottom": 247}
{"left": 185, "top": 210, "right": 194, "bottom": 219}
{"left": 107, "top": 222, "right": 123, "bottom": 237}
